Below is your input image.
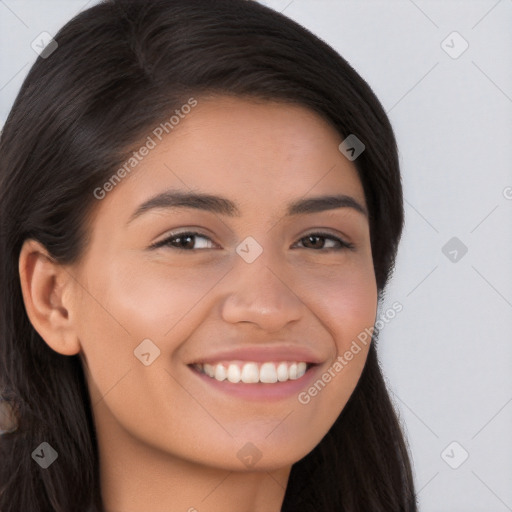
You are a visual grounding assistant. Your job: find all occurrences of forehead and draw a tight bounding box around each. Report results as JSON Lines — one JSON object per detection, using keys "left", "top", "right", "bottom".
{"left": 91, "top": 95, "right": 367, "bottom": 225}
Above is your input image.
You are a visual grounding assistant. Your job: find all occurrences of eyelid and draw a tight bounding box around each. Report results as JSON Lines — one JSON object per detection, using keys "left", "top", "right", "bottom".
{"left": 296, "top": 230, "right": 355, "bottom": 250}
{"left": 149, "top": 229, "right": 217, "bottom": 250}
{"left": 149, "top": 228, "right": 355, "bottom": 251}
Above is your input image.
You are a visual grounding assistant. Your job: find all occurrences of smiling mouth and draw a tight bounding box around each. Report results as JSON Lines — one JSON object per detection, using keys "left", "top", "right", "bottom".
{"left": 190, "top": 361, "right": 315, "bottom": 384}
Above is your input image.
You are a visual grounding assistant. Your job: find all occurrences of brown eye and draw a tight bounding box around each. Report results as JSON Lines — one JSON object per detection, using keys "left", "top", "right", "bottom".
{"left": 150, "top": 231, "right": 215, "bottom": 251}
{"left": 149, "top": 231, "right": 354, "bottom": 252}
{"left": 295, "top": 233, "right": 354, "bottom": 251}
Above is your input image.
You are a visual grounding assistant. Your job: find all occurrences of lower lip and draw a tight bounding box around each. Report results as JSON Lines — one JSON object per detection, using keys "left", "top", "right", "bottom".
{"left": 188, "top": 364, "right": 322, "bottom": 402}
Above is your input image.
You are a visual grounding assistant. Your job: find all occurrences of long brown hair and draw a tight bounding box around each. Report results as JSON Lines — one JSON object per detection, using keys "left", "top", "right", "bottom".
{"left": 0, "top": 1, "right": 417, "bottom": 510}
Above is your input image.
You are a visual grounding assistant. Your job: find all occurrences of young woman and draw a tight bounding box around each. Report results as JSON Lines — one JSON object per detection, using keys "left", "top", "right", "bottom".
{"left": 0, "top": 0, "right": 417, "bottom": 510}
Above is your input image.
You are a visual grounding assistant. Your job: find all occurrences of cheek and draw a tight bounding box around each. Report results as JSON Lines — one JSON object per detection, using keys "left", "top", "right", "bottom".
{"left": 74, "top": 254, "right": 230, "bottom": 397}
{"left": 295, "top": 259, "right": 377, "bottom": 407}
{"left": 77, "top": 248, "right": 376, "bottom": 358}
{"left": 84, "top": 253, "right": 225, "bottom": 337}
{"left": 298, "top": 256, "right": 378, "bottom": 346}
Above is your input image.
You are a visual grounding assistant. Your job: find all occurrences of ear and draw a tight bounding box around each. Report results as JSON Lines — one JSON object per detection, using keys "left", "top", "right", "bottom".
{"left": 18, "top": 239, "right": 81, "bottom": 356}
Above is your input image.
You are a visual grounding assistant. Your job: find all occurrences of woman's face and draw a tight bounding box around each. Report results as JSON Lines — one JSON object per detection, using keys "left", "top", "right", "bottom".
{"left": 69, "top": 95, "right": 377, "bottom": 472}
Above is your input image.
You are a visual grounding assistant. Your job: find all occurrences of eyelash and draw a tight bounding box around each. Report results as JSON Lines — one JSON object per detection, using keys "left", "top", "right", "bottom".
{"left": 149, "top": 230, "right": 355, "bottom": 252}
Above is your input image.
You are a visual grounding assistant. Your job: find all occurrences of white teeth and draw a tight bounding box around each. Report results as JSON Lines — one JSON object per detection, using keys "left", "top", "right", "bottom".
{"left": 214, "top": 364, "right": 227, "bottom": 381}
{"left": 277, "top": 362, "right": 289, "bottom": 382}
{"left": 240, "top": 362, "right": 259, "bottom": 383}
{"left": 203, "top": 363, "right": 215, "bottom": 378}
{"left": 227, "top": 364, "right": 241, "bottom": 383}
{"left": 196, "top": 361, "right": 310, "bottom": 383}
{"left": 259, "top": 362, "right": 278, "bottom": 383}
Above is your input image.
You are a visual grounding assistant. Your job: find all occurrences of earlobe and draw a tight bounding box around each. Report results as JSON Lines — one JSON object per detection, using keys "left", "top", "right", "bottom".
{"left": 18, "top": 239, "right": 81, "bottom": 356}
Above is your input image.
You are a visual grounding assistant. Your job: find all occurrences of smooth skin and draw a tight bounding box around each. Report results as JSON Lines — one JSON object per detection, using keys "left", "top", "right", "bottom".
{"left": 19, "top": 95, "right": 378, "bottom": 512}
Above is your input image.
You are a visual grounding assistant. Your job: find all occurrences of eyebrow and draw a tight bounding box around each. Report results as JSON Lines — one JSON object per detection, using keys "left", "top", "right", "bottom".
{"left": 127, "top": 190, "right": 368, "bottom": 225}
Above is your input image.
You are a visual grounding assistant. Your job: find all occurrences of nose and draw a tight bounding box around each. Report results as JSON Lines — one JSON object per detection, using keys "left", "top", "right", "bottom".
{"left": 220, "top": 250, "right": 304, "bottom": 333}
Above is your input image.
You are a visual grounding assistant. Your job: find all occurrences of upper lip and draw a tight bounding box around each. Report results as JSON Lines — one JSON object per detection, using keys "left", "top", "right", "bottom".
{"left": 188, "top": 345, "right": 324, "bottom": 365}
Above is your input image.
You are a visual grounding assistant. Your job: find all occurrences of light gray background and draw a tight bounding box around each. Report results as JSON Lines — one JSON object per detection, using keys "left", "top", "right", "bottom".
{"left": 1, "top": 1, "right": 511, "bottom": 511}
